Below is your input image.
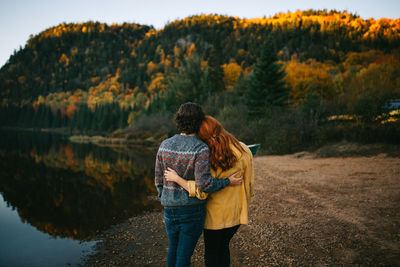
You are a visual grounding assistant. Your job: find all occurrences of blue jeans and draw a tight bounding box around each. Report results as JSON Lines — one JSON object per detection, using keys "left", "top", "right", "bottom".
{"left": 164, "top": 205, "right": 206, "bottom": 267}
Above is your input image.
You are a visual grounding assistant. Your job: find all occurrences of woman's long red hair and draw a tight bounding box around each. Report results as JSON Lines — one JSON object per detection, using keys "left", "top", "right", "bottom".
{"left": 197, "top": 116, "right": 245, "bottom": 171}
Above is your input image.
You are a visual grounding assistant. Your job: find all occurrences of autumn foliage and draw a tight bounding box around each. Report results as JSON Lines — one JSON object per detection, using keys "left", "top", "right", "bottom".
{"left": 0, "top": 10, "right": 399, "bottom": 147}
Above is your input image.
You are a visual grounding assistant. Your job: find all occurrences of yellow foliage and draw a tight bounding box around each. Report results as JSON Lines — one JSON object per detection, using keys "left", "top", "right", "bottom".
{"left": 109, "top": 85, "right": 119, "bottom": 94}
{"left": 156, "top": 45, "right": 165, "bottom": 62}
{"left": 146, "top": 61, "right": 158, "bottom": 76}
{"left": 103, "top": 91, "right": 114, "bottom": 102}
{"left": 147, "top": 73, "right": 166, "bottom": 93}
{"left": 344, "top": 50, "right": 383, "bottom": 67}
{"left": 173, "top": 45, "right": 182, "bottom": 58}
{"left": 58, "top": 53, "right": 70, "bottom": 67}
{"left": 390, "top": 110, "right": 400, "bottom": 116}
{"left": 36, "top": 95, "right": 45, "bottom": 104}
{"left": 328, "top": 115, "right": 355, "bottom": 121}
{"left": 70, "top": 47, "right": 79, "bottom": 56}
{"left": 87, "top": 95, "right": 98, "bottom": 111}
{"left": 222, "top": 61, "right": 242, "bottom": 90}
{"left": 241, "top": 11, "right": 399, "bottom": 41}
{"left": 163, "top": 58, "right": 172, "bottom": 74}
{"left": 186, "top": 43, "right": 196, "bottom": 57}
{"left": 91, "top": 76, "right": 101, "bottom": 85}
{"left": 127, "top": 111, "right": 138, "bottom": 125}
{"left": 174, "top": 58, "right": 180, "bottom": 68}
{"left": 145, "top": 29, "right": 157, "bottom": 38}
{"left": 353, "top": 58, "right": 400, "bottom": 96}
{"left": 381, "top": 117, "right": 399, "bottom": 124}
{"left": 284, "top": 58, "right": 334, "bottom": 101}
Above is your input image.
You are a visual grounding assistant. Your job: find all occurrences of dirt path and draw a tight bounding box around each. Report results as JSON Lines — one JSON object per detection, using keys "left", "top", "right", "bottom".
{"left": 85, "top": 153, "right": 400, "bottom": 266}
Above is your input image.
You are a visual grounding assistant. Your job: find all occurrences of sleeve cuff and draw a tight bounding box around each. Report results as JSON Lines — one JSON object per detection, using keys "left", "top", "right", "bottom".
{"left": 188, "top": 181, "right": 197, "bottom": 197}
{"left": 188, "top": 180, "right": 208, "bottom": 200}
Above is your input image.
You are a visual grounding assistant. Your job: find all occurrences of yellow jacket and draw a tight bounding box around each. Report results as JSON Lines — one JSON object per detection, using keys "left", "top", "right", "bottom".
{"left": 188, "top": 142, "right": 254, "bottom": 230}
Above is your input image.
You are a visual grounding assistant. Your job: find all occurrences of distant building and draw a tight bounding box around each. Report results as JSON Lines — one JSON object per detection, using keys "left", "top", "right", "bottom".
{"left": 384, "top": 99, "right": 400, "bottom": 110}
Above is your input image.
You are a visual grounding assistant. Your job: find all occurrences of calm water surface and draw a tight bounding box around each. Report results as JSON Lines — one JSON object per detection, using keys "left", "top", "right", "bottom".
{"left": 0, "top": 130, "right": 159, "bottom": 266}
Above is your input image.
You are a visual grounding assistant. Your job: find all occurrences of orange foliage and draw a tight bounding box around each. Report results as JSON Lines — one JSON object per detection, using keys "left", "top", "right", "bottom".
{"left": 70, "top": 94, "right": 79, "bottom": 102}
{"left": 63, "top": 144, "right": 74, "bottom": 158}
{"left": 66, "top": 103, "right": 77, "bottom": 119}
{"left": 32, "top": 102, "right": 39, "bottom": 112}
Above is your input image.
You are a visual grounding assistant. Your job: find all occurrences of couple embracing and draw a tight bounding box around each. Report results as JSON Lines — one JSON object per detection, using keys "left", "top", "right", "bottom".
{"left": 155, "top": 102, "right": 254, "bottom": 267}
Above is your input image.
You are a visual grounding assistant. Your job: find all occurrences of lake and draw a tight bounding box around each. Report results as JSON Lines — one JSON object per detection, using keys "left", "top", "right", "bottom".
{"left": 0, "top": 129, "right": 160, "bottom": 266}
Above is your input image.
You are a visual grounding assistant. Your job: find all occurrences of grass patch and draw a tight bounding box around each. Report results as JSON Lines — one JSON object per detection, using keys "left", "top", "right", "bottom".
{"left": 315, "top": 141, "right": 400, "bottom": 157}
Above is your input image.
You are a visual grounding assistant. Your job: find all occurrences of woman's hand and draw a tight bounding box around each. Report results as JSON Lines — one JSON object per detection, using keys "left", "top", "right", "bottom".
{"left": 228, "top": 172, "right": 243, "bottom": 186}
{"left": 164, "top": 168, "right": 190, "bottom": 191}
{"left": 164, "top": 167, "right": 180, "bottom": 182}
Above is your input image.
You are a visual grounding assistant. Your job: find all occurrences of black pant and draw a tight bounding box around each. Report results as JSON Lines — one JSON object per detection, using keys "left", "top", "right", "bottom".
{"left": 203, "top": 225, "right": 240, "bottom": 267}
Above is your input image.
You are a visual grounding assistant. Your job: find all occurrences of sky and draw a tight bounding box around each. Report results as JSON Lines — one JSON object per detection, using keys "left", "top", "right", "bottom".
{"left": 0, "top": 0, "right": 399, "bottom": 68}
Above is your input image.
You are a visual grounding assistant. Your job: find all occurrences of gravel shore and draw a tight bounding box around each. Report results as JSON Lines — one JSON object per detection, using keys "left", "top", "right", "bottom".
{"left": 85, "top": 153, "right": 400, "bottom": 266}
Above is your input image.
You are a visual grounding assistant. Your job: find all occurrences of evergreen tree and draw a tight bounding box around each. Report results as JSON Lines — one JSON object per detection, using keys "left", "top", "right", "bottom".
{"left": 245, "top": 35, "right": 287, "bottom": 119}
{"left": 42, "top": 105, "right": 53, "bottom": 127}
{"left": 207, "top": 36, "right": 225, "bottom": 93}
{"left": 166, "top": 53, "right": 207, "bottom": 110}
{"left": 53, "top": 109, "right": 62, "bottom": 128}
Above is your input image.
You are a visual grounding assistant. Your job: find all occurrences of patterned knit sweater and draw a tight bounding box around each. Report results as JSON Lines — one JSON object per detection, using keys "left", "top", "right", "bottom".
{"left": 155, "top": 134, "right": 230, "bottom": 208}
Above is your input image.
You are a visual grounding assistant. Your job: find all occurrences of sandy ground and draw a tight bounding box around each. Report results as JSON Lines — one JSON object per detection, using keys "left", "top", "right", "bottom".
{"left": 85, "top": 153, "right": 400, "bottom": 266}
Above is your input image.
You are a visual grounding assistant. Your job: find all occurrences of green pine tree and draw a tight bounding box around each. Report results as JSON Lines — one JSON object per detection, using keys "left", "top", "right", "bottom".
{"left": 166, "top": 53, "right": 207, "bottom": 109}
{"left": 245, "top": 35, "right": 288, "bottom": 119}
{"left": 207, "top": 37, "right": 225, "bottom": 93}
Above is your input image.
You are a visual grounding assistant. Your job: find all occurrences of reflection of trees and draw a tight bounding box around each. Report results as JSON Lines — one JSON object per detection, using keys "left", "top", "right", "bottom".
{"left": 0, "top": 130, "right": 160, "bottom": 240}
{"left": 29, "top": 144, "right": 158, "bottom": 196}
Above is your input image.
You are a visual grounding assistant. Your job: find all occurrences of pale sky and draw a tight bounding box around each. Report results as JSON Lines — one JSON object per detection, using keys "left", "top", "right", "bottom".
{"left": 0, "top": 0, "right": 399, "bottom": 67}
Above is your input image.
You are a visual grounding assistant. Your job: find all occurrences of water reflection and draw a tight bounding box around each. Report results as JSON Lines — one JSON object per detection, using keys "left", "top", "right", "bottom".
{"left": 0, "top": 130, "right": 160, "bottom": 241}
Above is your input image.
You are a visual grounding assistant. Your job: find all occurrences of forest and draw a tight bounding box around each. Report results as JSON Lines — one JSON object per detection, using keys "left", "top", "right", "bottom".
{"left": 0, "top": 10, "right": 399, "bottom": 153}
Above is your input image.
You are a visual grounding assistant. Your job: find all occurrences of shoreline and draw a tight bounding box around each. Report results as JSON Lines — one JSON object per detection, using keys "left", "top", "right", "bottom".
{"left": 0, "top": 126, "right": 163, "bottom": 152}
{"left": 84, "top": 152, "right": 400, "bottom": 266}
{"left": 2, "top": 126, "right": 399, "bottom": 158}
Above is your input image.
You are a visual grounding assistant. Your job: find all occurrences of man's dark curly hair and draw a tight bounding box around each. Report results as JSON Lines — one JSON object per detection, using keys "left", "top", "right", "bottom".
{"left": 175, "top": 102, "right": 205, "bottom": 134}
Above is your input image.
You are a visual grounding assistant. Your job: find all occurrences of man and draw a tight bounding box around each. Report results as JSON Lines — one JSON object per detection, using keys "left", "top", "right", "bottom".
{"left": 155, "top": 102, "right": 242, "bottom": 267}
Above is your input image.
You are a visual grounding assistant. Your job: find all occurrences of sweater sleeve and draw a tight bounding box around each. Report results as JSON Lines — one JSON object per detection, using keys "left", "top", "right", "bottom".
{"left": 154, "top": 151, "right": 164, "bottom": 198}
{"left": 194, "top": 147, "right": 230, "bottom": 193}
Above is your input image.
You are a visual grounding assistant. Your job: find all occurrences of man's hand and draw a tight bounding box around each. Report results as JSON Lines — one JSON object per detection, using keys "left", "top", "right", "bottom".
{"left": 228, "top": 172, "right": 243, "bottom": 185}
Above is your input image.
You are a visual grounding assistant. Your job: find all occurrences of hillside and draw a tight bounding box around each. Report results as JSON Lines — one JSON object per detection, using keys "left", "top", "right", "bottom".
{"left": 0, "top": 10, "right": 399, "bottom": 152}
{"left": 1, "top": 10, "right": 399, "bottom": 104}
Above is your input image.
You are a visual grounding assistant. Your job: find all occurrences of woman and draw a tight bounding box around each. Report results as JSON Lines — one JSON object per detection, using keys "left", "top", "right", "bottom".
{"left": 164, "top": 115, "right": 254, "bottom": 267}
